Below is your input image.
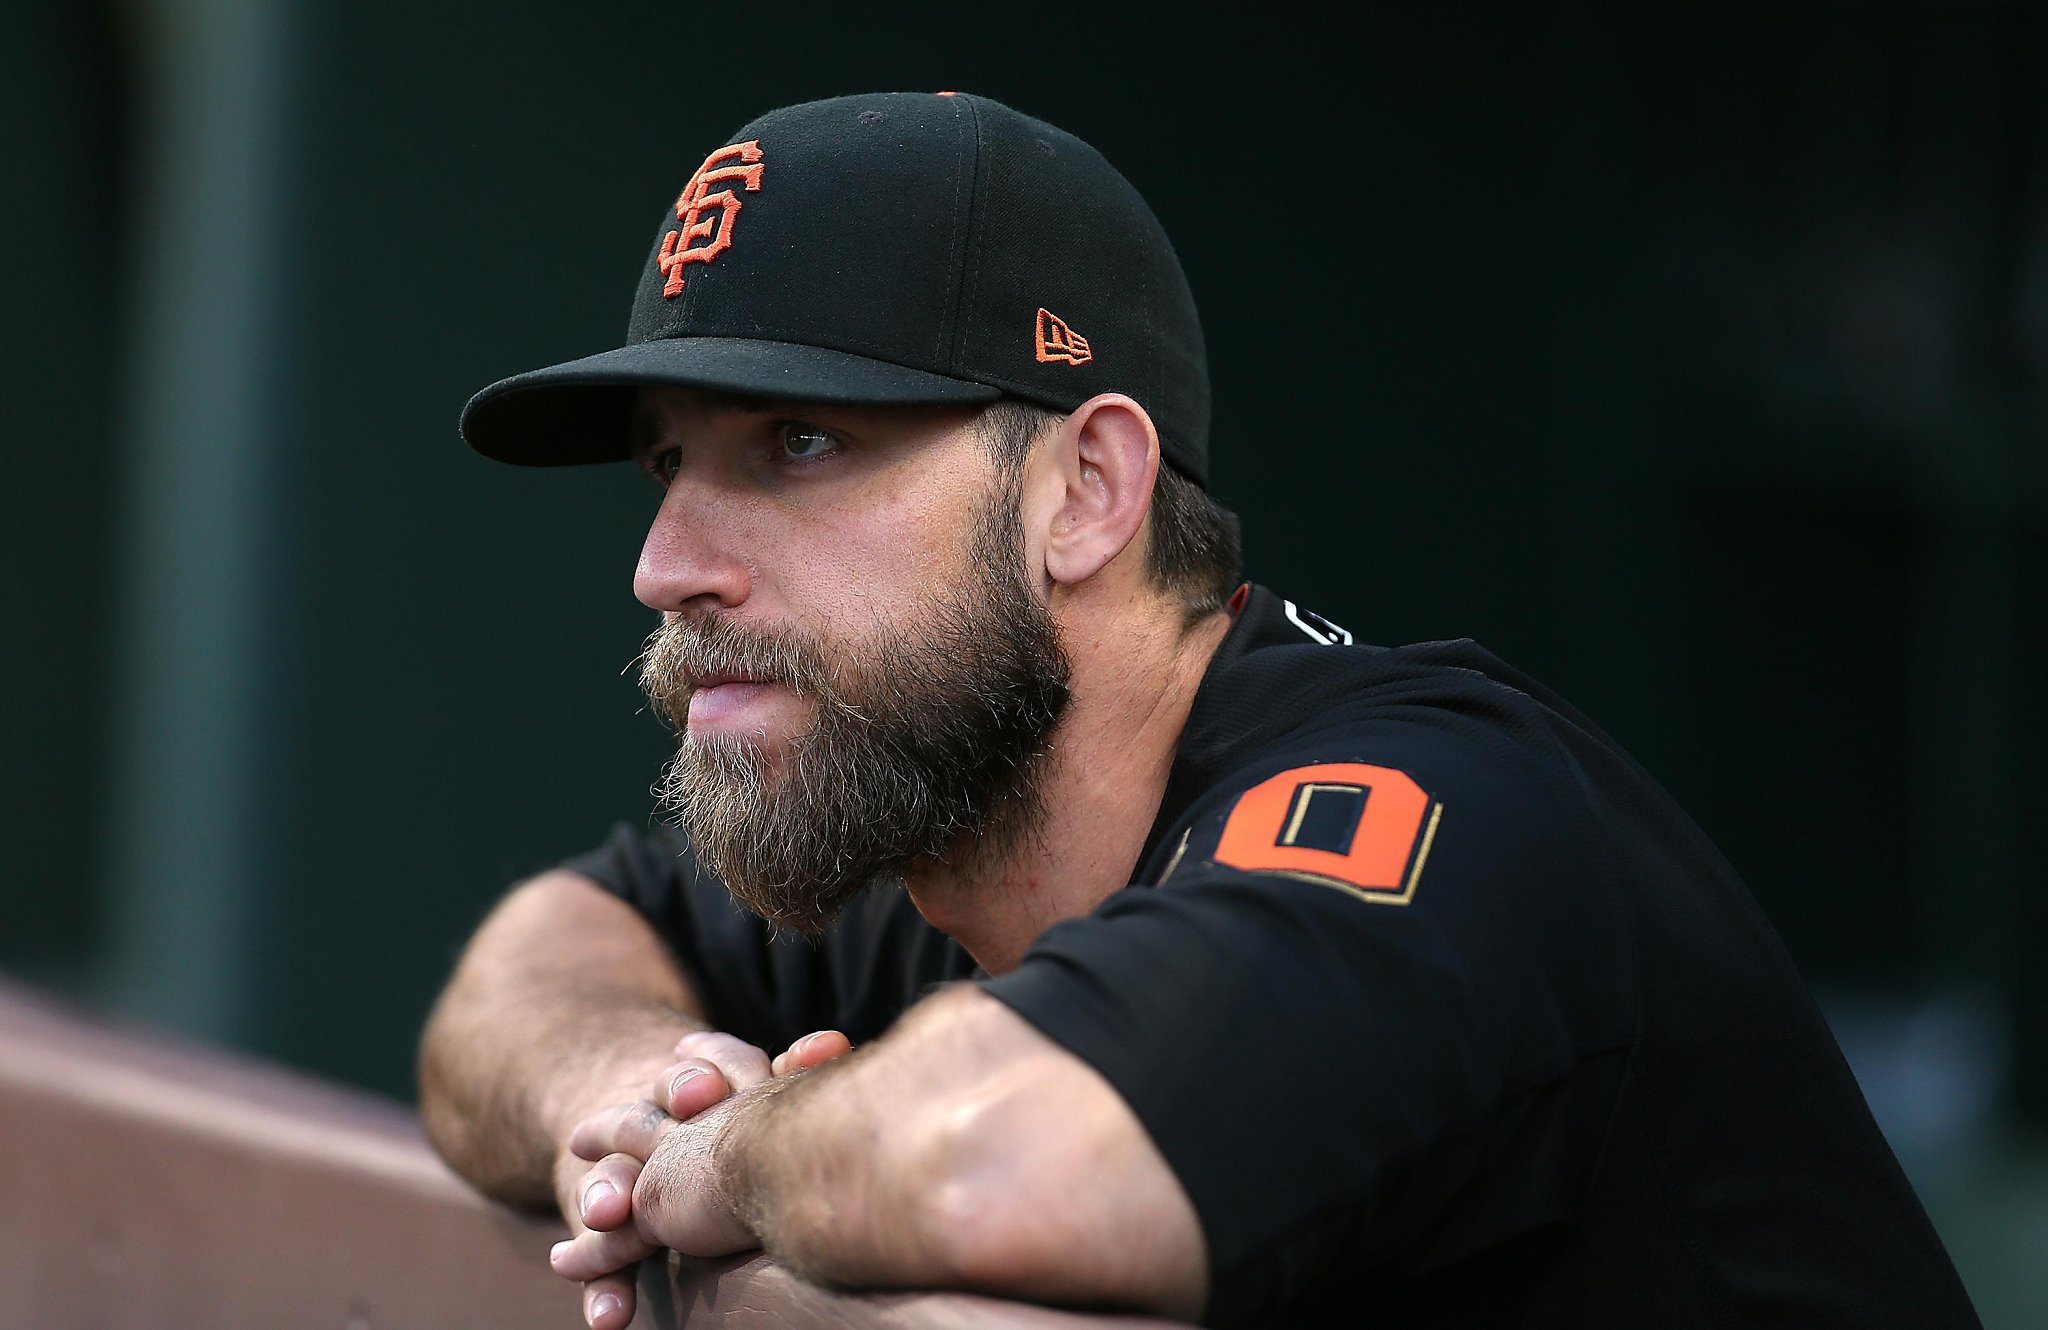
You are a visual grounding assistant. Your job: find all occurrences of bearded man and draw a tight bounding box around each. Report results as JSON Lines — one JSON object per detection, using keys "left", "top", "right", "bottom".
{"left": 419, "top": 92, "right": 1978, "bottom": 1330}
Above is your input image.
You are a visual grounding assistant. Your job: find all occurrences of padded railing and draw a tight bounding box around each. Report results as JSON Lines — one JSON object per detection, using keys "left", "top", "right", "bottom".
{"left": 0, "top": 978, "right": 1181, "bottom": 1329}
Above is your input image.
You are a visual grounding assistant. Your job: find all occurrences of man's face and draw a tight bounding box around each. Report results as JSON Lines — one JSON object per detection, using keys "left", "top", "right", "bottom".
{"left": 630, "top": 387, "right": 1071, "bottom": 932}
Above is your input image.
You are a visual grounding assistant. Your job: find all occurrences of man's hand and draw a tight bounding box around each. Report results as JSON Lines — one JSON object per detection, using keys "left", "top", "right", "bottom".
{"left": 552, "top": 1029, "right": 852, "bottom": 1328}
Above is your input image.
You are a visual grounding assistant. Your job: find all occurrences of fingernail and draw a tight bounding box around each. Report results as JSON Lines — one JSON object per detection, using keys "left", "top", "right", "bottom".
{"left": 550, "top": 1239, "right": 571, "bottom": 1265}
{"left": 581, "top": 1179, "right": 617, "bottom": 1214}
{"left": 669, "top": 1066, "right": 707, "bottom": 1097}
{"left": 590, "top": 1292, "right": 622, "bottom": 1323}
{"left": 798, "top": 1032, "right": 824, "bottom": 1052}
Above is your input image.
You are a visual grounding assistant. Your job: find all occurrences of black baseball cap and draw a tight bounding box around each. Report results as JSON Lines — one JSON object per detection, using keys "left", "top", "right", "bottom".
{"left": 460, "top": 91, "right": 1211, "bottom": 484}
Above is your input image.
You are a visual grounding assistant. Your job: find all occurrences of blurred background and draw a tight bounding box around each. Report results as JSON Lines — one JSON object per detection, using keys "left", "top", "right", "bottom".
{"left": 4, "top": 0, "right": 2042, "bottom": 1321}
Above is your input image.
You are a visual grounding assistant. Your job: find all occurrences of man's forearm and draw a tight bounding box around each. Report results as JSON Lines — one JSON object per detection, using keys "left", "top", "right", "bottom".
{"left": 419, "top": 871, "right": 706, "bottom": 1209}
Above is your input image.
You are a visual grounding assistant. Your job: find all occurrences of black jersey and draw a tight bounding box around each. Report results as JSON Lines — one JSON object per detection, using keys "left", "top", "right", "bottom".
{"left": 567, "top": 584, "right": 1977, "bottom": 1329}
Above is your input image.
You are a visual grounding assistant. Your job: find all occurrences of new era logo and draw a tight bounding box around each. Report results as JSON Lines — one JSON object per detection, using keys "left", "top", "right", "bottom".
{"left": 1035, "top": 307, "right": 1093, "bottom": 365}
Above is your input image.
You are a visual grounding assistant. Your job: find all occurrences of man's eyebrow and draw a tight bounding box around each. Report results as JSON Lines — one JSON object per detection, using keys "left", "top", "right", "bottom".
{"left": 626, "top": 410, "right": 662, "bottom": 459}
{"left": 717, "top": 397, "right": 838, "bottom": 420}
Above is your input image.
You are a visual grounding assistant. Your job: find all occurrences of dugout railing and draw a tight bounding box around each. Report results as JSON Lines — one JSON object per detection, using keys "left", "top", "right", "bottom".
{"left": 0, "top": 977, "right": 1180, "bottom": 1329}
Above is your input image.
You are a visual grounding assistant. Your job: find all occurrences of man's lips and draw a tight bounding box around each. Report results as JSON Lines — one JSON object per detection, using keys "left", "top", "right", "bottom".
{"left": 686, "top": 678, "right": 788, "bottom": 732}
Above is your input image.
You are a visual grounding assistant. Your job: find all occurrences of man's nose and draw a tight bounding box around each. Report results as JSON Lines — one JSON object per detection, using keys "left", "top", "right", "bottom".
{"left": 633, "top": 480, "right": 751, "bottom": 612}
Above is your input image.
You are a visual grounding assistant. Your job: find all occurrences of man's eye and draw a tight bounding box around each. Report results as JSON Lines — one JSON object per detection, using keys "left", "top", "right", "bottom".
{"left": 780, "top": 424, "right": 839, "bottom": 460}
{"left": 640, "top": 450, "right": 681, "bottom": 486}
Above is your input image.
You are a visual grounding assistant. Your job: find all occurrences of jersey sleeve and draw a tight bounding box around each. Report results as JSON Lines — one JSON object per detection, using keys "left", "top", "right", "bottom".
{"left": 561, "top": 822, "right": 972, "bottom": 1051}
{"left": 978, "top": 738, "right": 1638, "bottom": 1327}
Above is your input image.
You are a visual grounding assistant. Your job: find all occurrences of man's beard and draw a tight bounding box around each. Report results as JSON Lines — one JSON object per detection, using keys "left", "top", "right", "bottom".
{"left": 637, "top": 479, "right": 1072, "bottom": 933}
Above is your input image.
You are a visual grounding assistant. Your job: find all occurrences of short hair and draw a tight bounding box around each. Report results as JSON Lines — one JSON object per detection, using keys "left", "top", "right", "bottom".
{"left": 977, "top": 399, "right": 1242, "bottom": 623}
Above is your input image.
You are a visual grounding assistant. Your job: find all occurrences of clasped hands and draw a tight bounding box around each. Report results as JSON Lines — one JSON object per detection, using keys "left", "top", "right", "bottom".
{"left": 551, "top": 1027, "right": 852, "bottom": 1328}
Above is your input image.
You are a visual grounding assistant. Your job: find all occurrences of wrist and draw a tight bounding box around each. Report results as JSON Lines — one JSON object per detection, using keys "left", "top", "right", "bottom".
{"left": 538, "top": 1025, "right": 705, "bottom": 1145}
{"left": 707, "top": 1078, "right": 793, "bottom": 1243}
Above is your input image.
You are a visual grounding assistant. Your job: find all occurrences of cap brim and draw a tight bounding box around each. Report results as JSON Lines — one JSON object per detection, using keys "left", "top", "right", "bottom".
{"left": 461, "top": 337, "right": 1003, "bottom": 466}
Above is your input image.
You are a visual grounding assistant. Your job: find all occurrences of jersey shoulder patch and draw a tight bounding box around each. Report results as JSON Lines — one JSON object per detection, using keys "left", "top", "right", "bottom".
{"left": 1211, "top": 762, "right": 1443, "bottom": 905}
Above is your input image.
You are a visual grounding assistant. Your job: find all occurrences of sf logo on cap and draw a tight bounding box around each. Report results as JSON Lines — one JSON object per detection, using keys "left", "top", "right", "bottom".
{"left": 658, "top": 141, "right": 765, "bottom": 298}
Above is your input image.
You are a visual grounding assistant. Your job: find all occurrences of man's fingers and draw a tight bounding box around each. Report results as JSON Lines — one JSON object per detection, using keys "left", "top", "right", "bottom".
{"left": 577, "top": 1153, "right": 643, "bottom": 1232}
{"left": 551, "top": 1225, "right": 659, "bottom": 1284}
{"left": 581, "top": 1267, "right": 637, "bottom": 1330}
{"left": 669, "top": 1030, "right": 775, "bottom": 1095}
{"left": 569, "top": 1098, "right": 676, "bottom": 1163}
{"left": 771, "top": 1029, "right": 852, "bottom": 1078}
{"left": 658, "top": 1058, "right": 734, "bottom": 1120}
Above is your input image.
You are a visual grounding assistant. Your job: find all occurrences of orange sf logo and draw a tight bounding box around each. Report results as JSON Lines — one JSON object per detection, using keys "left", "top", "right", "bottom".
{"left": 658, "top": 140, "right": 765, "bottom": 298}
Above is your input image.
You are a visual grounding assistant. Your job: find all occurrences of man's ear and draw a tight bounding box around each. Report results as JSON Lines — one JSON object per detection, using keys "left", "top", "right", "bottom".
{"left": 1041, "top": 394, "right": 1160, "bottom": 589}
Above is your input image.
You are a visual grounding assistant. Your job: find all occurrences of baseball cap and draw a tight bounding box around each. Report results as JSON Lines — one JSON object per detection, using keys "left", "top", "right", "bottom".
{"left": 460, "top": 91, "right": 1211, "bottom": 484}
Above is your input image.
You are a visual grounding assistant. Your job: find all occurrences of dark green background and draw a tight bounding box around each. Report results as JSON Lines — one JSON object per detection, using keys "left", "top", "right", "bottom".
{"left": 6, "top": 1, "right": 2043, "bottom": 1316}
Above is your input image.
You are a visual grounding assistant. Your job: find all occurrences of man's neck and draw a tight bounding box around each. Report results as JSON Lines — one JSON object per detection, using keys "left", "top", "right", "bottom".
{"left": 904, "top": 601, "right": 1234, "bottom": 973}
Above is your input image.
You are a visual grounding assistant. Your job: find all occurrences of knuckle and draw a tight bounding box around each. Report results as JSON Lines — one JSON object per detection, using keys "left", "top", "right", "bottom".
{"left": 708, "top": 1045, "right": 771, "bottom": 1078}
{"left": 696, "top": 1032, "right": 764, "bottom": 1064}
